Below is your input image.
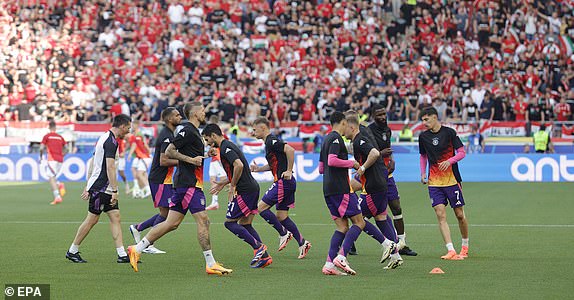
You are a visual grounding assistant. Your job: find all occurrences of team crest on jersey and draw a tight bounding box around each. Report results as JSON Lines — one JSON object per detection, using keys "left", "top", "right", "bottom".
{"left": 432, "top": 137, "right": 439, "bottom": 146}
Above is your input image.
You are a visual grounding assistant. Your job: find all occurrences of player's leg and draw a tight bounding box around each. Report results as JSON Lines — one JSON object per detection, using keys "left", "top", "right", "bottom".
{"left": 47, "top": 162, "right": 63, "bottom": 204}
{"left": 66, "top": 192, "right": 104, "bottom": 263}
{"left": 130, "top": 159, "right": 141, "bottom": 198}
{"left": 449, "top": 184, "right": 469, "bottom": 257}
{"left": 118, "top": 157, "right": 129, "bottom": 194}
{"left": 348, "top": 177, "right": 363, "bottom": 255}
{"left": 322, "top": 217, "right": 349, "bottom": 276}
{"left": 276, "top": 178, "right": 309, "bottom": 256}
{"left": 432, "top": 197, "right": 463, "bottom": 260}
{"left": 191, "top": 210, "right": 232, "bottom": 274}
{"left": 106, "top": 209, "right": 129, "bottom": 262}
{"left": 387, "top": 177, "right": 417, "bottom": 255}
{"left": 259, "top": 181, "right": 289, "bottom": 241}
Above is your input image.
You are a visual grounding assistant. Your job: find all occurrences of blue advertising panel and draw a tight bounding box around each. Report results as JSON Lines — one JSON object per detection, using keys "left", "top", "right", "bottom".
{"left": 1, "top": 154, "right": 573, "bottom": 182}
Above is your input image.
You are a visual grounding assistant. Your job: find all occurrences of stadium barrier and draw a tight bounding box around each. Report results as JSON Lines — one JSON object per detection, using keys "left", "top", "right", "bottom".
{"left": 1, "top": 154, "right": 572, "bottom": 182}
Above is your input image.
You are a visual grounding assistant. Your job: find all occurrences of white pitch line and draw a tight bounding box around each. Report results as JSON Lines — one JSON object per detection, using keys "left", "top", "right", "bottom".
{"left": 0, "top": 221, "right": 573, "bottom": 228}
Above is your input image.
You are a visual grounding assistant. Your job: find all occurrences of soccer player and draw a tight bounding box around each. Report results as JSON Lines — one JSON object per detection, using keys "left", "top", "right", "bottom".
{"left": 367, "top": 105, "right": 418, "bottom": 256}
{"left": 250, "top": 117, "right": 312, "bottom": 258}
{"left": 344, "top": 115, "right": 402, "bottom": 269}
{"left": 65, "top": 114, "right": 132, "bottom": 263}
{"left": 128, "top": 121, "right": 152, "bottom": 198}
{"left": 116, "top": 135, "right": 130, "bottom": 194}
{"left": 206, "top": 115, "right": 226, "bottom": 211}
{"left": 202, "top": 123, "right": 272, "bottom": 269}
{"left": 39, "top": 120, "right": 67, "bottom": 205}
{"left": 127, "top": 102, "right": 232, "bottom": 275}
{"left": 319, "top": 112, "right": 364, "bottom": 276}
{"left": 419, "top": 107, "right": 469, "bottom": 260}
{"left": 129, "top": 107, "right": 182, "bottom": 254}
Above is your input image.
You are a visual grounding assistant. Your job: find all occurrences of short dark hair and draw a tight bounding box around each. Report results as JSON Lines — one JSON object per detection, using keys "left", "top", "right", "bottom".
{"left": 330, "top": 111, "right": 346, "bottom": 126}
{"left": 112, "top": 114, "right": 131, "bottom": 127}
{"left": 49, "top": 120, "right": 56, "bottom": 129}
{"left": 420, "top": 107, "right": 438, "bottom": 119}
{"left": 183, "top": 101, "right": 202, "bottom": 119}
{"left": 202, "top": 123, "right": 223, "bottom": 137}
{"left": 161, "top": 107, "right": 177, "bottom": 122}
{"left": 540, "top": 124, "right": 546, "bottom": 130}
{"left": 371, "top": 103, "right": 385, "bottom": 115}
{"left": 253, "top": 117, "right": 270, "bottom": 127}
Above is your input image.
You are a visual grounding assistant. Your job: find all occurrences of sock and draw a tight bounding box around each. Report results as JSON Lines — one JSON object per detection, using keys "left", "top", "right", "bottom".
{"left": 137, "top": 214, "right": 159, "bottom": 231}
{"left": 376, "top": 216, "right": 398, "bottom": 243}
{"left": 328, "top": 231, "right": 345, "bottom": 262}
{"left": 53, "top": 190, "right": 60, "bottom": 198}
{"left": 462, "top": 238, "right": 469, "bottom": 247}
{"left": 211, "top": 194, "right": 218, "bottom": 205}
{"left": 390, "top": 252, "right": 401, "bottom": 260}
{"left": 135, "top": 238, "right": 151, "bottom": 253}
{"left": 69, "top": 244, "right": 79, "bottom": 254}
{"left": 398, "top": 234, "right": 406, "bottom": 243}
{"left": 152, "top": 215, "right": 166, "bottom": 227}
{"left": 446, "top": 243, "right": 455, "bottom": 252}
{"left": 242, "top": 224, "right": 262, "bottom": 243}
{"left": 339, "top": 225, "right": 362, "bottom": 256}
{"left": 260, "top": 209, "right": 288, "bottom": 236}
{"left": 117, "top": 246, "right": 127, "bottom": 257}
{"left": 132, "top": 179, "right": 139, "bottom": 191}
{"left": 203, "top": 250, "right": 216, "bottom": 268}
{"left": 363, "top": 220, "right": 385, "bottom": 244}
{"left": 224, "top": 221, "right": 259, "bottom": 249}
{"left": 280, "top": 217, "right": 304, "bottom": 246}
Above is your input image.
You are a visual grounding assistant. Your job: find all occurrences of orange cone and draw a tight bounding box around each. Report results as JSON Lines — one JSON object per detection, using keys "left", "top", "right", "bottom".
{"left": 429, "top": 267, "right": 445, "bottom": 274}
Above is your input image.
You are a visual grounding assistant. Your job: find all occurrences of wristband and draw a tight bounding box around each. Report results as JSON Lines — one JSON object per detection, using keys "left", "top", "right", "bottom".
{"left": 359, "top": 166, "right": 365, "bottom": 172}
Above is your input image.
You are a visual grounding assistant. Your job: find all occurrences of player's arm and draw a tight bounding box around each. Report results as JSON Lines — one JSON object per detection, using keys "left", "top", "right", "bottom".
{"left": 327, "top": 139, "right": 359, "bottom": 170}
{"left": 39, "top": 143, "right": 45, "bottom": 161}
{"left": 282, "top": 143, "right": 295, "bottom": 179}
{"left": 358, "top": 147, "right": 380, "bottom": 176}
{"left": 159, "top": 141, "right": 178, "bottom": 167}
{"left": 419, "top": 138, "right": 428, "bottom": 184}
{"left": 387, "top": 152, "right": 396, "bottom": 174}
{"left": 165, "top": 143, "right": 203, "bottom": 166}
{"left": 438, "top": 133, "right": 466, "bottom": 171}
{"left": 250, "top": 161, "right": 270, "bottom": 172}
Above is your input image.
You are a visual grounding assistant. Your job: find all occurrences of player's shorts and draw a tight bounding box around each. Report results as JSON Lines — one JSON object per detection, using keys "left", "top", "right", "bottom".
{"left": 226, "top": 188, "right": 260, "bottom": 219}
{"left": 133, "top": 157, "right": 152, "bottom": 172}
{"left": 149, "top": 182, "right": 173, "bottom": 208}
{"left": 43, "top": 160, "right": 62, "bottom": 178}
{"left": 386, "top": 176, "right": 400, "bottom": 202}
{"left": 324, "top": 193, "right": 362, "bottom": 220}
{"left": 261, "top": 178, "right": 296, "bottom": 210}
{"left": 428, "top": 184, "right": 465, "bottom": 208}
{"left": 170, "top": 187, "right": 206, "bottom": 214}
{"left": 208, "top": 160, "right": 226, "bottom": 178}
{"left": 117, "top": 157, "right": 126, "bottom": 171}
{"left": 359, "top": 191, "right": 388, "bottom": 218}
{"left": 88, "top": 191, "right": 118, "bottom": 215}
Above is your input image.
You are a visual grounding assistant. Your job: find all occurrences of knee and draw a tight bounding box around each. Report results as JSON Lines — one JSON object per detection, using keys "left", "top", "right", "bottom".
{"left": 355, "top": 218, "right": 366, "bottom": 230}
{"left": 224, "top": 221, "right": 236, "bottom": 230}
{"left": 389, "top": 202, "right": 402, "bottom": 215}
{"left": 455, "top": 211, "right": 466, "bottom": 222}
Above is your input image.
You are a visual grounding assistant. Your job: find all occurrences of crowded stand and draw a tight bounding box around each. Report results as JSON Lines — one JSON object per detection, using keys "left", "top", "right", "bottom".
{"left": 0, "top": 0, "right": 573, "bottom": 146}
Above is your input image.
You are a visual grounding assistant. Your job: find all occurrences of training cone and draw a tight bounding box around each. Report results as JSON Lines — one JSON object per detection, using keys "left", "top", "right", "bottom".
{"left": 429, "top": 267, "right": 445, "bottom": 274}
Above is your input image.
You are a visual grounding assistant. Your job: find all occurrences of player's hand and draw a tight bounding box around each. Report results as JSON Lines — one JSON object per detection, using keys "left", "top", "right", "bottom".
{"left": 438, "top": 160, "right": 451, "bottom": 171}
{"left": 110, "top": 193, "right": 118, "bottom": 206}
{"left": 281, "top": 170, "right": 293, "bottom": 180}
{"left": 228, "top": 185, "right": 236, "bottom": 202}
{"left": 380, "top": 148, "right": 393, "bottom": 157}
{"left": 388, "top": 159, "right": 396, "bottom": 174}
{"left": 209, "top": 182, "right": 224, "bottom": 194}
{"left": 250, "top": 161, "right": 259, "bottom": 172}
{"left": 188, "top": 156, "right": 205, "bottom": 166}
{"left": 356, "top": 165, "right": 365, "bottom": 177}
{"left": 81, "top": 189, "right": 89, "bottom": 201}
{"left": 352, "top": 161, "right": 360, "bottom": 170}
{"left": 208, "top": 148, "right": 217, "bottom": 157}
{"left": 421, "top": 174, "right": 428, "bottom": 185}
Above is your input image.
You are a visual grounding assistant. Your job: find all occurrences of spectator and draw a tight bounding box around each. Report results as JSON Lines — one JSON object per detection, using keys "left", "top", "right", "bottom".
{"left": 466, "top": 126, "right": 485, "bottom": 154}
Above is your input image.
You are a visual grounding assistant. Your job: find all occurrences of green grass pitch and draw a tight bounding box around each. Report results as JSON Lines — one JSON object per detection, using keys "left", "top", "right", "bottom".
{"left": 1, "top": 181, "right": 573, "bottom": 299}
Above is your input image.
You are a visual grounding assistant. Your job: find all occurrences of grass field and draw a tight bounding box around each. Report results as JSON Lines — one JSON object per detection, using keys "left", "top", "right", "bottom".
{"left": 1, "top": 181, "right": 573, "bottom": 299}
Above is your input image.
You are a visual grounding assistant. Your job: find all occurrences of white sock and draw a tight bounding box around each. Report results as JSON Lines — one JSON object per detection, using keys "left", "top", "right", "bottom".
{"left": 53, "top": 190, "right": 60, "bottom": 198}
{"left": 133, "top": 180, "right": 140, "bottom": 191}
{"left": 117, "top": 246, "right": 127, "bottom": 257}
{"left": 391, "top": 252, "right": 401, "bottom": 259}
{"left": 446, "top": 243, "right": 455, "bottom": 252}
{"left": 382, "top": 239, "right": 393, "bottom": 248}
{"left": 462, "top": 238, "right": 469, "bottom": 247}
{"left": 211, "top": 194, "right": 218, "bottom": 205}
{"left": 398, "top": 234, "right": 406, "bottom": 243}
{"left": 324, "top": 261, "right": 335, "bottom": 268}
{"left": 203, "top": 250, "right": 216, "bottom": 267}
{"left": 69, "top": 244, "right": 79, "bottom": 254}
{"left": 135, "top": 238, "right": 151, "bottom": 253}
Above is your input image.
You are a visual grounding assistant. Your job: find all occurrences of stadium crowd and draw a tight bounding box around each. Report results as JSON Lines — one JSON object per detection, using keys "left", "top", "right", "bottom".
{"left": 0, "top": 0, "right": 573, "bottom": 126}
